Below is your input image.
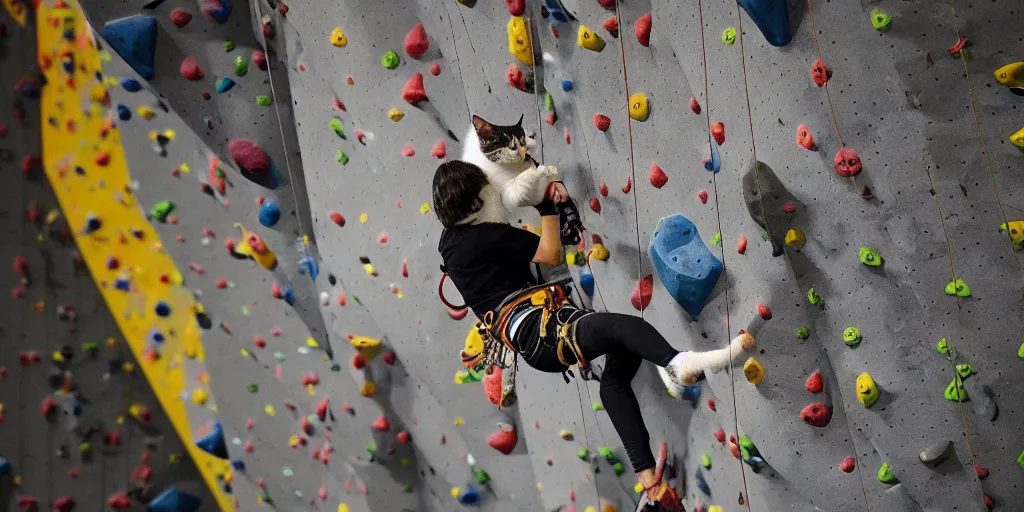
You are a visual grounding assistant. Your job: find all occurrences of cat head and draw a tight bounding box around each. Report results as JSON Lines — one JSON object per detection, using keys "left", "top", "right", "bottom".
{"left": 472, "top": 114, "right": 534, "bottom": 164}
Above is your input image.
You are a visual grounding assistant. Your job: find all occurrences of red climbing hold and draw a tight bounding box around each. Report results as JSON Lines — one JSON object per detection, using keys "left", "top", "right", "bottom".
{"left": 631, "top": 275, "right": 654, "bottom": 311}
{"left": 593, "top": 114, "right": 610, "bottom": 132}
{"left": 383, "top": 351, "right": 397, "bottom": 365}
{"left": 634, "top": 13, "right": 652, "bottom": 47}
{"left": 252, "top": 50, "right": 267, "bottom": 70}
{"left": 707, "top": 399, "right": 716, "bottom": 411}
{"left": 697, "top": 189, "right": 708, "bottom": 204}
{"left": 332, "top": 97, "right": 346, "bottom": 111}
{"left": 431, "top": 140, "right": 446, "bottom": 158}
{"left": 602, "top": 16, "right": 619, "bottom": 38}
{"left": 488, "top": 424, "right": 517, "bottom": 455}
{"left": 400, "top": 144, "right": 416, "bottom": 157}
{"left": 170, "top": 9, "right": 192, "bottom": 28}
{"left": 430, "top": 63, "right": 441, "bottom": 76}
{"left": 95, "top": 152, "right": 111, "bottom": 166}
{"left": 839, "top": 457, "right": 856, "bottom": 473}
{"left": 810, "top": 57, "right": 831, "bottom": 87}
{"left": 689, "top": 96, "right": 701, "bottom": 114}
{"left": 402, "top": 73, "right": 428, "bottom": 104}
{"left": 600, "top": 181, "right": 609, "bottom": 197}
{"left": 783, "top": 202, "right": 796, "bottom": 214}
{"left": 714, "top": 428, "right": 726, "bottom": 443}
{"left": 404, "top": 23, "right": 429, "bottom": 58}
{"left": 53, "top": 497, "right": 75, "bottom": 512}
{"left": 648, "top": 163, "right": 667, "bottom": 189}
{"left": 800, "top": 402, "right": 832, "bottom": 427}
{"left": 352, "top": 353, "right": 366, "bottom": 369}
{"left": 564, "top": 127, "right": 571, "bottom": 144}
{"left": 984, "top": 495, "right": 994, "bottom": 510}
{"left": 329, "top": 211, "right": 345, "bottom": 226}
{"left": 622, "top": 177, "right": 632, "bottom": 194}
{"left": 805, "top": 370, "right": 823, "bottom": 393}
{"left": 371, "top": 415, "right": 390, "bottom": 432}
{"left": 229, "top": 139, "right": 271, "bottom": 175}
{"left": 483, "top": 367, "right": 503, "bottom": 404}
{"left": 860, "top": 186, "right": 872, "bottom": 199}
{"left": 505, "top": 0, "right": 525, "bottom": 16}
{"left": 796, "top": 124, "right": 816, "bottom": 150}
{"left": 710, "top": 122, "right": 725, "bottom": 145}
{"left": 737, "top": 235, "right": 747, "bottom": 254}
{"left": 833, "top": 147, "right": 862, "bottom": 177}
{"left": 589, "top": 197, "right": 601, "bottom": 213}
{"left": 397, "top": 431, "right": 411, "bottom": 444}
{"left": 546, "top": 112, "right": 557, "bottom": 125}
{"left": 179, "top": 56, "right": 205, "bottom": 80}
{"left": 12, "top": 256, "right": 28, "bottom": 274}
{"left": 974, "top": 466, "right": 989, "bottom": 479}
{"left": 756, "top": 303, "right": 772, "bottom": 320}
{"left": 598, "top": 0, "right": 614, "bottom": 10}
{"left": 506, "top": 63, "right": 528, "bottom": 91}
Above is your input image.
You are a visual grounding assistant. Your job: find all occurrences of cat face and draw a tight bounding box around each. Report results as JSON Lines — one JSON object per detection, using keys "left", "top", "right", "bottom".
{"left": 472, "top": 114, "right": 531, "bottom": 164}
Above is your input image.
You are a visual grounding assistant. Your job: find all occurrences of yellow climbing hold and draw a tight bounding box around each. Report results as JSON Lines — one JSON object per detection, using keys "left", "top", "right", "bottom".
{"left": 589, "top": 242, "right": 609, "bottom": 261}
{"left": 743, "top": 357, "right": 764, "bottom": 385}
{"left": 507, "top": 16, "right": 533, "bottom": 66}
{"left": 463, "top": 326, "right": 484, "bottom": 362}
{"left": 190, "top": 388, "right": 208, "bottom": 405}
{"left": 288, "top": 435, "right": 300, "bottom": 448}
{"left": 350, "top": 335, "right": 382, "bottom": 360}
{"left": 305, "top": 337, "right": 321, "bottom": 349}
{"left": 999, "top": 220, "right": 1024, "bottom": 248}
{"left": 577, "top": 25, "right": 606, "bottom": 52}
{"left": 856, "top": 372, "right": 879, "bottom": 407}
{"left": 137, "top": 106, "right": 157, "bottom": 120}
{"left": 628, "top": 92, "right": 649, "bottom": 121}
{"left": 359, "top": 213, "right": 369, "bottom": 223}
{"left": 388, "top": 108, "right": 405, "bottom": 122}
{"left": 330, "top": 27, "right": 348, "bottom": 47}
{"left": 785, "top": 228, "right": 806, "bottom": 249}
{"left": 264, "top": 404, "right": 276, "bottom": 416}
{"left": 1010, "top": 126, "right": 1024, "bottom": 148}
{"left": 709, "top": 507, "right": 723, "bottom": 512}
{"left": 450, "top": 487, "right": 461, "bottom": 498}
{"left": 2, "top": 0, "right": 28, "bottom": 27}
{"left": 633, "top": 482, "right": 644, "bottom": 494}
{"left": 338, "top": 505, "right": 350, "bottom": 512}
{"left": 454, "top": 417, "right": 465, "bottom": 426}
{"left": 363, "top": 263, "right": 377, "bottom": 276}
{"left": 233, "top": 223, "right": 277, "bottom": 270}
{"left": 359, "top": 381, "right": 377, "bottom": 396}
{"left": 419, "top": 202, "right": 431, "bottom": 214}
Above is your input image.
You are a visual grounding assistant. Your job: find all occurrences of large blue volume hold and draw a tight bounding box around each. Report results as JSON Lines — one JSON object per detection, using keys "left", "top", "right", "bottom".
{"left": 195, "top": 421, "right": 228, "bottom": 458}
{"left": 738, "top": 0, "right": 792, "bottom": 47}
{"left": 148, "top": 487, "right": 202, "bottom": 512}
{"left": 649, "top": 215, "right": 723, "bottom": 319}
{"left": 100, "top": 15, "right": 158, "bottom": 80}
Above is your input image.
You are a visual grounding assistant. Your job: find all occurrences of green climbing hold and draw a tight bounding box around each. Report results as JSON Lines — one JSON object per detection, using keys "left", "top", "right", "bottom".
{"left": 79, "top": 442, "right": 92, "bottom": 454}
{"left": 701, "top": 454, "right": 712, "bottom": 469}
{"left": 1017, "top": 449, "right": 1024, "bottom": 470}
{"left": 858, "top": 246, "right": 882, "bottom": 266}
{"left": 722, "top": 27, "right": 737, "bottom": 45}
{"left": 870, "top": 8, "right": 892, "bottom": 30}
{"left": 937, "top": 337, "right": 950, "bottom": 355}
{"left": 1018, "top": 341, "right": 1024, "bottom": 359}
{"left": 807, "top": 287, "right": 823, "bottom": 305}
{"left": 592, "top": 402, "right": 604, "bottom": 412}
{"left": 402, "top": 484, "right": 412, "bottom": 492}
{"left": 475, "top": 469, "right": 490, "bottom": 484}
{"left": 944, "top": 376, "right": 968, "bottom": 402}
{"left": 234, "top": 55, "right": 249, "bottom": 76}
{"left": 599, "top": 446, "right": 614, "bottom": 459}
{"left": 330, "top": 118, "right": 345, "bottom": 138}
{"left": 710, "top": 232, "right": 722, "bottom": 246}
{"left": 381, "top": 51, "right": 400, "bottom": 70}
{"left": 224, "top": 40, "right": 235, "bottom": 51}
{"left": 944, "top": 278, "right": 971, "bottom": 297}
{"left": 256, "top": 95, "right": 272, "bottom": 106}
{"left": 330, "top": 363, "right": 341, "bottom": 372}
{"left": 576, "top": 447, "right": 589, "bottom": 460}
{"left": 81, "top": 341, "right": 98, "bottom": 352}
{"left": 544, "top": 92, "right": 555, "bottom": 112}
{"left": 843, "top": 327, "right": 862, "bottom": 346}
{"left": 149, "top": 200, "right": 174, "bottom": 222}
{"left": 955, "top": 364, "right": 974, "bottom": 379}
{"left": 795, "top": 327, "right": 810, "bottom": 340}
{"left": 738, "top": 435, "right": 753, "bottom": 461}
{"left": 336, "top": 149, "right": 349, "bottom": 165}
{"left": 247, "top": 383, "right": 259, "bottom": 393}
{"left": 877, "top": 462, "right": 896, "bottom": 484}
{"left": 612, "top": 462, "right": 624, "bottom": 475}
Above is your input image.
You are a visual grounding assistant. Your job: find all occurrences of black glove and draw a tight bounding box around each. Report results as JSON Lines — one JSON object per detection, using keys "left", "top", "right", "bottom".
{"left": 558, "top": 197, "right": 585, "bottom": 246}
{"left": 534, "top": 198, "right": 558, "bottom": 217}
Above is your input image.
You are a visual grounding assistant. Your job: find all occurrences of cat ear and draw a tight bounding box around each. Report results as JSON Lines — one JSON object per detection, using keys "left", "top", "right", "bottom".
{"left": 516, "top": 114, "right": 524, "bottom": 127}
{"left": 472, "top": 115, "right": 495, "bottom": 138}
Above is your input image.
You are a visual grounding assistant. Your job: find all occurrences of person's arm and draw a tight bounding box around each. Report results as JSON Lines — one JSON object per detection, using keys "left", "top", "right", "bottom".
{"left": 532, "top": 200, "right": 562, "bottom": 266}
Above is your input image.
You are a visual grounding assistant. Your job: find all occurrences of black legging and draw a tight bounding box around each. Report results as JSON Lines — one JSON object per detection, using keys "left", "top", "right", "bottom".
{"left": 513, "top": 307, "right": 678, "bottom": 472}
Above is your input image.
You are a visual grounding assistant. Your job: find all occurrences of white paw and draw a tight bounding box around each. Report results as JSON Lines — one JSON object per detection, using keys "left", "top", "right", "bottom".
{"left": 538, "top": 165, "right": 560, "bottom": 181}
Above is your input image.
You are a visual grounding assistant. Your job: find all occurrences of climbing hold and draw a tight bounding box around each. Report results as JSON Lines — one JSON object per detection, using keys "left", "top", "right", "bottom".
{"left": 689, "top": 96, "right": 701, "bottom": 114}
{"left": 741, "top": 161, "right": 795, "bottom": 257}
{"left": 381, "top": 51, "right": 400, "bottom": 70}
{"left": 506, "top": 63, "right": 531, "bottom": 92}
{"left": 806, "top": 370, "right": 823, "bottom": 393}
{"left": 578, "top": 25, "right": 606, "bottom": 51}
{"left": 842, "top": 327, "right": 861, "bottom": 346}
{"left": 404, "top": 23, "right": 428, "bottom": 58}
{"left": 993, "top": 62, "right": 1024, "bottom": 96}
{"left": 877, "top": 462, "right": 896, "bottom": 484}
{"left": 372, "top": 414, "right": 390, "bottom": 431}
{"left": 648, "top": 163, "right": 667, "bottom": 188}
{"left": 400, "top": 144, "right": 416, "bottom": 157}
{"left": 795, "top": 327, "right": 810, "bottom": 340}
{"left": 622, "top": 177, "right": 632, "bottom": 193}
{"left": 602, "top": 16, "right": 619, "bottom": 38}
{"left": 561, "top": 79, "right": 574, "bottom": 91}
{"left": 329, "top": 117, "right": 345, "bottom": 138}
{"left": 589, "top": 197, "right": 601, "bottom": 213}
{"left": 785, "top": 229, "right": 806, "bottom": 249}
{"left": 858, "top": 246, "right": 882, "bottom": 266}
{"left": 258, "top": 201, "right": 280, "bottom": 227}
{"left": 487, "top": 416, "right": 518, "bottom": 454}
{"left": 150, "top": 200, "right": 175, "bottom": 223}
{"left": 195, "top": 421, "right": 228, "bottom": 458}
{"left": 756, "top": 303, "right": 772, "bottom": 320}
{"left": 508, "top": 17, "right": 533, "bottom": 65}
{"left": 505, "top": 0, "right": 525, "bottom": 15}
{"left": 840, "top": 457, "right": 856, "bottom": 473}
{"left": 630, "top": 275, "right": 654, "bottom": 311}
{"left": 629, "top": 92, "right": 650, "bottom": 121}
{"left": 744, "top": 358, "right": 764, "bottom": 384}
{"left": 148, "top": 488, "right": 202, "bottom": 512}
{"left": 233, "top": 55, "right": 249, "bottom": 76}
{"left": 709, "top": 232, "right": 721, "bottom": 246}
{"left": 710, "top": 122, "right": 725, "bottom": 145}
{"left": 215, "top": 77, "right": 235, "bottom": 94}
{"left": 402, "top": 73, "right": 428, "bottom": 104}
{"left": 810, "top": 57, "right": 832, "bottom": 86}
{"left": 336, "top": 150, "right": 349, "bottom": 165}
{"left": 170, "top": 9, "right": 192, "bottom": 28}
{"left": 649, "top": 215, "right": 723, "bottom": 318}
{"left": 796, "top": 124, "right": 816, "bottom": 150}
{"left": 856, "top": 372, "right": 879, "bottom": 407}
{"left": 594, "top": 114, "right": 610, "bottom": 132}
{"left": 1010, "top": 127, "right": 1024, "bottom": 149}
{"left": 999, "top": 221, "right": 1024, "bottom": 248}
{"left": 738, "top": 0, "right": 792, "bottom": 46}
{"left": 329, "top": 27, "right": 348, "bottom": 47}
{"left": 200, "top": 0, "right": 232, "bottom": 24}
{"left": 589, "top": 241, "right": 609, "bottom": 261}
{"left": 800, "top": 402, "right": 831, "bottom": 427}
{"left": 256, "top": 95, "right": 272, "bottom": 106}
{"left": 869, "top": 8, "right": 892, "bottom": 30}
{"left": 179, "top": 55, "right": 205, "bottom": 80}
{"left": 232, "top": 223, "right": 277, "bottom": 269}
{"left": 432, "top": 140, "right": 447, "bottom": 159}
{"left": 919, "top": 439, "right": 953, "bottom": 466}
{"left": 833, "top": 148, "right": 862, "bottom": 177}
{"left": 229, "top": 139, "right": 277, "bottom": 185}
{"left": 634, "top": 13, "right": 652, "bottom": 47}
{"left": 944, "top": 376, "right": 968, "bottom": 402}
{"left": 252, "top": 50, "right": 267, "bottom": 70}
{"left": 100, "top": 15, "right": 158, "bottom": 80}
{"left": 944, "top": 278, "right": 971, "bottom": 297}
{"left": 701, "top": 454, "right": 712, "bottom": 469}
{"left": 721, "top": 27, "right": 736, "bottom": 45}
{"left": 703, "top": 142, "right": 721, "bottom": 173}
{"left": 936, "top": 337, "right": 950, "bottom": 355}
{"left": 807, "top": 287, "right": 823, "bottom": 305}
{"left": 737, "top": 235, "right": 747, "bottom": 254}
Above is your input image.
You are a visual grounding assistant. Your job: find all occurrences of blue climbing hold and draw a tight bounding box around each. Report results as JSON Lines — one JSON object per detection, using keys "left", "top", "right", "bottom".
{"left": 543, "top": 0, "right": 570, "bottom": 22}
{"left": 116, "top": 104, "right": 131, "bottom": 121}
{"left": 695, "top": 468, "right": 711, "bottom": 496}
{"left": 458, "top": 487, "right": 480, "bottom": 505}
{"left": 0, "top": 457, "right": 10, "bottom": 476}
{"left": 215, "top": 77, "right": 235, "bottom": 94}
{"left": 680, "top": 384, "right": 701, "bottom": 405}
{"left": 738, "top": 0, "right": 792, "bottom": 47}
{"left": 200, "top": 0, "right": 233, "bottom": 24}
{"left": 579, "top": 270, "right": 594, "bottom": 297}
{"left": 154, "top": 301, "right": 171, "bottom": 317}
{"left": 258, "top": 201, "right": 281, "bottom": 227}
{"left": 148, "top": 487, "right": 202, "bottom": 512}
{"left": 231, "top": 459, "right": 245, "bottom": 471}
{"left": 703, "top": 142, "right": 721, "bottom": 173}
{"left": 121, "top": 78, "right": 143, "bottom": 92}
{"left": 561, "top": 79, "right": 574, "bottom": 91}
{"left": 100, "top": 15, "right": 158, "bottom": 80}
{"left": 282, "top": 286, "right": 295, "bottom": 306}
{"left": 148, "top": 328, "right": 165, "bottom": 344}
{"left": 649, "top": 215, "right": 723, "bottom": 319}
{"left": 195, "top": 421, "right": 228, "bottom": 458}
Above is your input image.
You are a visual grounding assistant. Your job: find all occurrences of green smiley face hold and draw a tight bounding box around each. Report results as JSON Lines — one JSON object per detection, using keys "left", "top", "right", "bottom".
{"left": 722, "top": 27, "right": 736, "bottom": 45}
{"left": 843, "top": 327, "right": 862, "bottom": 346}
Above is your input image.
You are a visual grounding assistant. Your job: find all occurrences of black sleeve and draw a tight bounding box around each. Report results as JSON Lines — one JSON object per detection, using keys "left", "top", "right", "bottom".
{"left": 492, "top": 224, "right": 541, "bottom": 264}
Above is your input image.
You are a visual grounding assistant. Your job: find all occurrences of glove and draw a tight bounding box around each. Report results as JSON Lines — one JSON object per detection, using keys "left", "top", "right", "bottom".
{"left": 534, "top": 198, "right": 558, "bottom": 217}
{"left": 558, "top": 197, "right": 585, "bottom": 246}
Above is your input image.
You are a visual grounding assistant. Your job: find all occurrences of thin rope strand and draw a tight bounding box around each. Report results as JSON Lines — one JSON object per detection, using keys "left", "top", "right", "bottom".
{"left": 805, "top": 0, "right": 844, "bottom": 148}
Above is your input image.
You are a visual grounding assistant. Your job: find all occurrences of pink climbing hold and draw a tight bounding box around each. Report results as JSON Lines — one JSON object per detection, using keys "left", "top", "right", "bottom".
{"left": 431, "top": 140, "right": 447, "bottom": 158}
{"left": 506, "top": 63, "right": 528, "bottom": 91}
{"left": 697, "top": 189, "right": 708, "bottom": 204}
{"left": 401, "top": 261, "right": 409, "bottom": 278}
{"left": 833, "top": 147, "right": 862, "bottom": 177}
{"left": 564, "top": 127, "right": 571, "bottom": 144}
{"left": 796, "top": 124, "right": 816, "bottom": 150}
{"left": 689, "top": 96, "right": 701, "bottom": 114}
{"left": 737, "top": 235, "right": 748, "bottom": 254}
{"left": 378, "top": 232, "right": 389, "bottom": 244}
{"left": 840, "top": 457, "right": 856, "bottom": 473}
{"left": 622, "top": 177, "right": 632, "bottom": 194}
{"left": 756, "top": 303, "right": 772, "bottom": 320}
{"left": 631, "top": 275, "right": 654, "bottom": 311}
{"left": 710, "top": 122, "right": 725, "bottom": 145}
{"left": 603, "top": 16, "right": 619, "bottom": 38}
{"left": 713, "top": 428, "right": 726, "bottom": 443}
{"left": 635, "top": 13, "right": 652, "bottom": 47}
{"left": 402, "top": 73, "right": 428, "bottom": 104}
{"left": 707, "top": 399, "right": 716, "bottom": 411}
{"left": 648, "top": 163, "right": 667, "bottom": 189}
{"left": 332, "top": 97, "right": 346, "bottom": 111}
{"left": 404, "top": 23, "right": 429, "bottom": 58}
{"left": 318, "top": 485, "right": 327, "bottom": 502}
{"left": 800, "top": 402, "right": 832, "bottom": 427}
{"left": 805, "top": 370, "right": 823, "bottom": 393}
{"left": 170, "top": 9, "right": 192, "bottom": 28}
{"left": 483, "top": 367, "right": 503, "bottom": 404}
{"left": 397, "top": 431, "right": 411, "bottom": 444}
{"left": 488, "top": 424, "right": 517, "bottom": 455}
{"left": 371, "top": 415, "right": 390, "bottom": 432}
{"left": 974, "top": 466, "right": 989, "bottom": 479}
{"left": 252, "top": 50, "right": 267, "bottom": 70}
{"left": 383, "top": 351, "right": 397, "bottom": 365}
{"left": 593, "top": 114, "right": 610, "bottom": 132}
{"left": 505, "top": 0, "right": 525, "bottom": 16}
{"left": 600, "top": 181, "right": 609, "bottom": 197}
{"left": 589, "top": 197, "right": 601, "bottom": 213}
{"left": 430, "top": 63, "right": 441, "bottom": 76}
{"left": 810, "top": 57, "right": 831, "bottom": 87}
{"left": 400, "top": 144, "right": 416, "bottom": 157}
{"left": 354, "top": 129, "right": 367, "bottom": 145}
{"left": 179, "top": 56, "right": 205, "bottom": 81}
{"left": 546, "top": 112, "right": 557, "bottom": 125}
{"left": 329, "top": 211, "right": 345, "bottom": 226}
{"left": 229, "top": 139, "right": 271, "bottom": 175}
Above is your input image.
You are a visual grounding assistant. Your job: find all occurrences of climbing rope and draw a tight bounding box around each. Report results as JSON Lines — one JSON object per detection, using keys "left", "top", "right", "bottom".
{"left": 804, "top": 0, "right": 844, "bottom": 150}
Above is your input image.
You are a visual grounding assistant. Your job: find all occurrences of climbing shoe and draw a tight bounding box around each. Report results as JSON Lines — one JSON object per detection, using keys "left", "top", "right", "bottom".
{"left": 558, "top": 196, "right": 585, "bottom": 246}
{"left": 657, "top": 364, "right": 689, "bottom": 399}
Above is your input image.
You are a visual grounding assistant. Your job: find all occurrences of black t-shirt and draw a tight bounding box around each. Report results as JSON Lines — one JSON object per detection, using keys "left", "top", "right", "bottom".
{"left": 438, "top": 222, "right": 540, "bottom": 319}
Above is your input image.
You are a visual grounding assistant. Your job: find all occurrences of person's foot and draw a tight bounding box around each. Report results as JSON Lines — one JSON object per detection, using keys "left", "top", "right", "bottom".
{"left": 659, "top": 331, "right": 756, "bottom": 398}
{"left": 657, "top": 364, "right": 690, "bottom": 399}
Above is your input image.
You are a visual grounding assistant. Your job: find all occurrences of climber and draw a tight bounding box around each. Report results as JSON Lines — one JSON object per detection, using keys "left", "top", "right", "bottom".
{"left": 433, "top": 160, "right": 757, "bottom": 511}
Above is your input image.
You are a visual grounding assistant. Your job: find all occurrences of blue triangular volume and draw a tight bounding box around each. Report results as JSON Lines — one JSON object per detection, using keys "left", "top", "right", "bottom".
{"left": 737, "top": 0, "right": 792, "bottom": 47}
{"left": 100, "top": 15, "right": 158, "bottom": 80}
{"left": 649, "top": 215, "right": 723, "bottom": 319}
{"left": 148, "top": 487, "right": 202, "bottom": 512}
{"left": 195, "top": 421, "right": 228, "bottom": 459}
